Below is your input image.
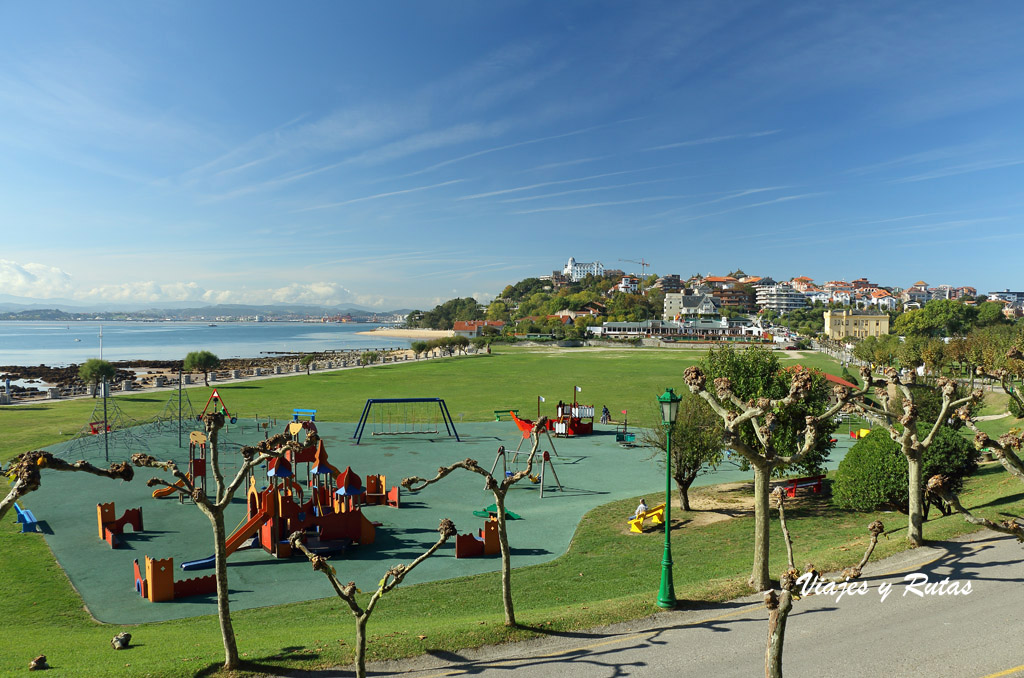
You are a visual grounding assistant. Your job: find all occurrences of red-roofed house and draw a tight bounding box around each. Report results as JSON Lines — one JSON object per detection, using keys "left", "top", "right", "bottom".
{"left": 452, "top": 320, "right": 506, "bottom": 338}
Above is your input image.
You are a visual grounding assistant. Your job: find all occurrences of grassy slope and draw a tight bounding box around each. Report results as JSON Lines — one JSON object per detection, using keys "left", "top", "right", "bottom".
{"left": 2, "top": 346, "right": 1023, "bottom": 676}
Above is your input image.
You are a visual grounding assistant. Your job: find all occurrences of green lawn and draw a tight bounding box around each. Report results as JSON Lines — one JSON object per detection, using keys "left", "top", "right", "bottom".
{"left": 3, "top": 345, "right": 1023, "bottom": 676}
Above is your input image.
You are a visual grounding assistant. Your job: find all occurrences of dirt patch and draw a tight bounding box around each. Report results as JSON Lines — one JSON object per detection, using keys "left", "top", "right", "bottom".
{"left": 628, "top": 480, "right": 827, "bottom": 533}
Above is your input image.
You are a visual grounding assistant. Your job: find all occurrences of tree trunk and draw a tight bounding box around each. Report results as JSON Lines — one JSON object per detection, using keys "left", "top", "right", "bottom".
{"left": 765, "top": 590, "right": 793, "bottom": 678}
{"left": 211, "top": 509, "right": 239, "bottom": 669}
{"left": 751, "top": 465, "right": 771, "bottom": 590}
{"left": 674, "top": 474, "right": 694, "bottom": 512}
{"left": 907, "top": 454, "right": 924, "bottom": 546}
{"left": 494, "top": 491, "right": 516, "bottom": 626}
{"left": 354, "top": 614, "right": 369, "bottom": 678}
{"left": 204, "top": 371, "right": 209, "bottom": 386}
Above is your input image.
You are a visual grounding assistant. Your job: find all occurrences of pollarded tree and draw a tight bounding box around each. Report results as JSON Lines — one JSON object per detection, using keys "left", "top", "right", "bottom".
{"left": 78, "top": 358, "right": 115, "bottom": 397}
{"left": 289, "top": 519, "right": 457, "bottom": 678}
{"left": 683, "top": 346, "right": 861, "bottom": 590}
{"left": 401, "top": 420, "right": 547, "bottom": 626}
{"left": 132, "top": 415, "right": 298, "bottom": 670}
{"left": 184, "top": 350, "right": 220, "bottom": 386}
{"left": 641, "top": 392, "right": 725, "bottom": 511}
{"left": 1, "top": 451, "right": 133, "bottom": 522}
{"left": 848, "top": 367, "right": 978, "bottom": 546}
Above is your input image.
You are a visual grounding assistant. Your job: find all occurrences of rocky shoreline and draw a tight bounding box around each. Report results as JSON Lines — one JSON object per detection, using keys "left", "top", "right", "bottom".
{"left": 0, "top": 349, "right": 410, "bottom": 399}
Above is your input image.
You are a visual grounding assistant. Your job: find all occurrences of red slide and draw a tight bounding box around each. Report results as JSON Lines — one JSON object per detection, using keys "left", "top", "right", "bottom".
{"left": 225, "top": 507, "right": 271, "bottom": 555}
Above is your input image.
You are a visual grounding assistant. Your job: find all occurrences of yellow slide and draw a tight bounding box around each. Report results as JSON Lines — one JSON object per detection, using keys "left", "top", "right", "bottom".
{"left": 151, "top": 473, "right": 192, "bottom": 498}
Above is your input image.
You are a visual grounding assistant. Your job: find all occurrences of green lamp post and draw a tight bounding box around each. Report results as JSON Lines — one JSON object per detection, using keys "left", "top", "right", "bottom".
{"left": 657, "top": 387, "right": 681, "bottom": 608}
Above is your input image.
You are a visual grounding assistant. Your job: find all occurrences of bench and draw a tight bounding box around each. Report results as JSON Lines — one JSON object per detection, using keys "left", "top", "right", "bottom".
{"left": 783, "top": 475, "right": 825, "bottom": 498}
{"left": 628, "top": 503, "right": 666, "bottom": 533}
{"left": 615, "top": 432, "right": 636, "bottom": 446}
{"left": 293, "top": 408, "right": 317, "bottom": 422}
{"left": 14, "top": 503, "right": 39, "bottom": 533}
{"left": 493, "top": 409, "right": 519, "bottom": 421}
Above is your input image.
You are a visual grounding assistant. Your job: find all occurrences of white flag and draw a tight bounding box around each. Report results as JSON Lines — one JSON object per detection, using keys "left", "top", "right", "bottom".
{"left": 575, "top": 386, "right": 582, "bottom": 392}
{"left": 538, "top": 396, "right": 545, "bottom": 402}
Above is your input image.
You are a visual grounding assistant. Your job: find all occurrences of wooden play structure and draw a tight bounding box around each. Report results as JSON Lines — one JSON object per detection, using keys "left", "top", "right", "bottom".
{"left": 97, "top": 502, "right": 143, "bottom": 548}
{"left": 628, "top": 502, "right": 665, "bottom": 533}
{"left": 133, "top": 555, "right": 216, "bottom": 602}
{"left": 351, "top": 397, "right": 461, "bottom": 444}
{"left": 455, "top": 515, "right": 500, "bottom": 558}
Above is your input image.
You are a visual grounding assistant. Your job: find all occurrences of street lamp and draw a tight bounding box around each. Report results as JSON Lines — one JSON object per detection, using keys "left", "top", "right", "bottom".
{"left": 656, "top": 387, "right": 681, "bottom": 608}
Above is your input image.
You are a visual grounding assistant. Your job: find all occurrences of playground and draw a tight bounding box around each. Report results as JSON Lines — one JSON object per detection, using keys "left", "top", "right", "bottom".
{"left": 22, "top": 395, "right": 860, "bottom": 625}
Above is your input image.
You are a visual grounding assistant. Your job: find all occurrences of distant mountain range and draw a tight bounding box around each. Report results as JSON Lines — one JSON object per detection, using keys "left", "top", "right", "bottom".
{"left": 0, "top": 294, "right": 411, "bottom": 317}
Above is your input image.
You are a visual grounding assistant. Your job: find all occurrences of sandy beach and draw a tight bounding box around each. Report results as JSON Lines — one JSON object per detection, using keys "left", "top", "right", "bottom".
{"left": 356, "top": 328, "right": 454, "bottom": 339}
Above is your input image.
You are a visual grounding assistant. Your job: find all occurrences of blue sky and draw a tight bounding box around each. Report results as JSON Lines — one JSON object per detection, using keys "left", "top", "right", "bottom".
{"left": 2, "top": 1, "right": 1023, "bottom": 309}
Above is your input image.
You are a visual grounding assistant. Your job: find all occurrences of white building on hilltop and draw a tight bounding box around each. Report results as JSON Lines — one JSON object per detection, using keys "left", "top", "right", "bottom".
{"left": 563, "top": 257, "right": 604, "bottom": 282}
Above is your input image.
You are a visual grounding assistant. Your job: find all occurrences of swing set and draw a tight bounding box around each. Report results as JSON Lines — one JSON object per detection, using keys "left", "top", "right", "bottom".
{"left": 352, "top": 398, "right": 461, "bottom": 444}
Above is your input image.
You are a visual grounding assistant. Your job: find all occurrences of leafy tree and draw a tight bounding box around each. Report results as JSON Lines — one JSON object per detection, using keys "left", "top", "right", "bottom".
{"left": 408, "top": 298, "right": 483, "bottom": 330}
{"left": 410, "top": 341, "right": 428, "bottom": 358}
{"left": 184, "top": 350, "right": 221, "bottom": 386}
{"left": 834, "top": 427, "right": 977, "bottom": 514}
{"left": 359, "top": 351, "right": 380, "bottom": 366}
{"left": 685, "top": 346, "right": 850, "bottom": 589}
{"left": 299, "top": 354, "right": 316, "bottom": 375}
{"left": 78, "top": 358, "right": 115, "bottom": 397}
{"left": 641, "top": 393, "right": 725, "bottom": 510}
{"left": 976, "top": 301, "right": 1008, "bottom": 328}
{"left": 471, "top": 337, "right": 487, "bottom": 351}
{"left": 894, "top": 299, "right": 976, "bottom": 337}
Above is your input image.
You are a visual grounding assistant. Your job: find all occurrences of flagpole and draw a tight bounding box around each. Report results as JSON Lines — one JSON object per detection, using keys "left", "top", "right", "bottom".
{"left": 537, "top": 395, "right": 541, "bottom": 419}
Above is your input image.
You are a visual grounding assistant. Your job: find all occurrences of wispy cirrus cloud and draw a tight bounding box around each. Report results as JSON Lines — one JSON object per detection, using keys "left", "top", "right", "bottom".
{"left": 511, "top": 195, "right": 684, "bottom": 214}
{"left": 645, "top": 129, "right": 780, "bottom": 152}
{"left": 297, "top": 179, "right": 465, "bottom": 212}
{"left": 500, "top": 178, "right": 680, "bottom": 203}
{"left": 457, "top": 165, "right": 677, "bottom": 201}
{"left": 890, "top": 158, "right": 1024, "bottom": 183}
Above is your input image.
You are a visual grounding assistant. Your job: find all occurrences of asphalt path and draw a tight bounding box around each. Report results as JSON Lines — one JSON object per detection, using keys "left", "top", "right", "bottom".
{"left": 297, "top": 531, "right": 1024, "bottom": 678}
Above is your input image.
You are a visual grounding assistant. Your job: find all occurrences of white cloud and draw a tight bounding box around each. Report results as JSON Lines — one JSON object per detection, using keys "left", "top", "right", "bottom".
{"left": 0, "top": 259, "right": 74, "bottom": 298}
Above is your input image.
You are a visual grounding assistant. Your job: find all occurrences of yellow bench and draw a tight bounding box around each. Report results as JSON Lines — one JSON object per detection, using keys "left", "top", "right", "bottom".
{"left": 628, "top": 503, "right": 666, "bottom": 533}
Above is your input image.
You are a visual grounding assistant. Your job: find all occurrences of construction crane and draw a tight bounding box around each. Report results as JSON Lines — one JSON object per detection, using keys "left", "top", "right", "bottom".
{"left": 619, "top": 258, "right": 651, "bottom": 278}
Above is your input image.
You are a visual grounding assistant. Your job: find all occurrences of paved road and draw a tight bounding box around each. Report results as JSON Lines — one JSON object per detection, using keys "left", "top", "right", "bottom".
{"left": 308, "top": 531, "right": 1023, "bottom": 678}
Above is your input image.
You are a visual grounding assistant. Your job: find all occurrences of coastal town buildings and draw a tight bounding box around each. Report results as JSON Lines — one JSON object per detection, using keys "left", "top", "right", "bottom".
{"left": 823, "top": 309, "right": 890, "bottom": 339}
{"left": 755, "top": 283, "right": 808, "bottom": 313}
{"left": 662, "top": 291, "right": 720, "bottom": 321}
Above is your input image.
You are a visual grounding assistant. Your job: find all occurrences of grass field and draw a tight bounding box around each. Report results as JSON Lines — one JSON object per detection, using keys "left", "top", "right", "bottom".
{"left": 2, "top": 345, "right": 1022, "bottom": 676}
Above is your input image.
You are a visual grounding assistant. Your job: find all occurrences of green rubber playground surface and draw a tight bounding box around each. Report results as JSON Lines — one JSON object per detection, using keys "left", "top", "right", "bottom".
{"left": 26, "top": 419, "right": 857, "bottom": 625}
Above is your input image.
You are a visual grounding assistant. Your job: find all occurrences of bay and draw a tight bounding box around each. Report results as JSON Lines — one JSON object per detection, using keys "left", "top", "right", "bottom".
{"left": 0, "top": 321, "right": 412, "bottom": 367}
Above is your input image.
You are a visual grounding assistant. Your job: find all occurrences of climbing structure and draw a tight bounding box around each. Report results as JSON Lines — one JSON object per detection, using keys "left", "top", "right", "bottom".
{"left": 61, "top": 394, "right": 151, "bottom": 460}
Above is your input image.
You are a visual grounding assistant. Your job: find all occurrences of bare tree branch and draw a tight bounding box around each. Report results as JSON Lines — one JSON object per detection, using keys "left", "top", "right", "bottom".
{"left": 927, "top": 475, "right": 1024, "bottom": 542}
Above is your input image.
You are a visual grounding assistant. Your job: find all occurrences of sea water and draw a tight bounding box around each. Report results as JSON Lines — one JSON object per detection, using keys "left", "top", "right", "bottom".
{"left": 0, "top": 321, "right": 412, "bottom": 366}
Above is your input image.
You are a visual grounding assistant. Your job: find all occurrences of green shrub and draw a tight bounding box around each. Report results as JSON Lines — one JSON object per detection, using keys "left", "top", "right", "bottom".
{"left": 833, "top": 427, "right": 978, "bottom": 512}
{"left": 1008, "top": 394, "right": 1024, "bottom": 419}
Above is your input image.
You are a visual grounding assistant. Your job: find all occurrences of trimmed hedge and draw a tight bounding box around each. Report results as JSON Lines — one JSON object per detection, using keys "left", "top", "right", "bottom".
{"left": 833, "top": 427, "right": 978, "bottom": 512}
